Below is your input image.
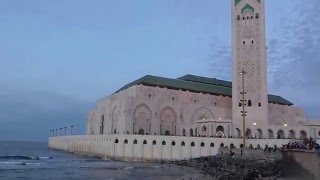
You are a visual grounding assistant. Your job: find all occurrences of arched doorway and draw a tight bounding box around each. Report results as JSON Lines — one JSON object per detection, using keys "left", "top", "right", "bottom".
{"left": 189, "top": 129, "right": 194, "bottom": 136}
{"left": 164, "top": 130, "right": 171, "bottom": 136}
{"left": 216, "top": 126, "right": 224, "bottom": 137}
{"left": 268, "top": 129, "right": 274, "bottom": 139}
{"left": 277, "top": 130, "right": 285, "bottom": 139}
{"left": 257, "top": 129, "right": 263, "bottom": 139}
{"left": 138, "top": 129, "right": 145, "bottom": 135}
{"left": 236, "top": 128, "right": 241, "bottom": 138}
{"left": 245, "top": 129, "right": 252, "bottom": 138}
{"left": 201, "top": 125, "right": 207, "bottom": 136}
{"left": 289, "top": 130, "right": 296, "bottom": 139}
{"left": 300, "top": 130, "right": 307, "bottom": 139}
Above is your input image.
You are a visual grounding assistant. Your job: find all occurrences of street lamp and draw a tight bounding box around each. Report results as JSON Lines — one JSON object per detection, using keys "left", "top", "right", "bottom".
{"left": 70, "top": 125, "right": 74, "bottom": 135}
{"left": 240, "top": 69, "right": 247, "bottom": 148}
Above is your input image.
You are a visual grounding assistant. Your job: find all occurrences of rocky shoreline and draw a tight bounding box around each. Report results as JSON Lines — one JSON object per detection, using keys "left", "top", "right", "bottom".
{"left": 172, "top": 149, "right": 283, "bottom": 179}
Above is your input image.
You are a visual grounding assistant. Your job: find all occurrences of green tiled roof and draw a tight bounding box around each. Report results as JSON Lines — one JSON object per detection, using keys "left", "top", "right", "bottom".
{"left": 115, "top": 74, "right": 293, "bottom": 106}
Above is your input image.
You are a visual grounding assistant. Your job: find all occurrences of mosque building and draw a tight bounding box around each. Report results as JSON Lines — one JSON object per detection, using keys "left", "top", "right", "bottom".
{"left": 49, "top": 0, "right": 320, "bottom": 161}
{"left": 86, "top": 0, "right": 320, "bottom": 141}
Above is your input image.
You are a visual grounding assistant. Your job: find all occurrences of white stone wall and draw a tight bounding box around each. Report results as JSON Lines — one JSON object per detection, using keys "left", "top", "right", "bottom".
{"left": 87, "top": 84, "right": 314, "bottom": 140}
{"left": 49, "top": 134, "right": 303, "bottom": 162}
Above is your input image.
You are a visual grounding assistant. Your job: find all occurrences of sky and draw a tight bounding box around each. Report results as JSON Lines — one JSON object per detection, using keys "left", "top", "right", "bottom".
{"left": 0, "top": 0, "right": 319, "bottom": 141}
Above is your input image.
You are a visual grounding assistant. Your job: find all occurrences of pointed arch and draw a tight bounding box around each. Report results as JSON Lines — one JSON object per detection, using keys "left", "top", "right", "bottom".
{"left": 160, "top": 107, "right": 177, "bottom": 135}
{"left": 191, "top": 107, "right": 213, "bottom": 124}
{"left": 133, "top": 104, "right": 152, "bottom": 135}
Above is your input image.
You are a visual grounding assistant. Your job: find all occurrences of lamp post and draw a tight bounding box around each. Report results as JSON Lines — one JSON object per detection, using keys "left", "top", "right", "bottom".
{"left": 240, "top": 69, "right": 247, "bottom": 148}
{"left": 71, "top": 125, "right": 74, "bottom": 135}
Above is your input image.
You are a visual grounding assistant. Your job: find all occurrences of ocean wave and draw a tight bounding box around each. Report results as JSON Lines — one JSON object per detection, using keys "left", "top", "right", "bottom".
{"left": 0, "top": 161, "right": 42, "bottom": 166}
{"left": 0, "top": 156, "right": 53, "bottom": 160}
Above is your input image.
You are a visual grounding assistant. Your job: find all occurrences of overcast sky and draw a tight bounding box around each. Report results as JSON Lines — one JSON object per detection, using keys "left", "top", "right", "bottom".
{"left": 0, "top": 0, "right": 319, "bottom": 141}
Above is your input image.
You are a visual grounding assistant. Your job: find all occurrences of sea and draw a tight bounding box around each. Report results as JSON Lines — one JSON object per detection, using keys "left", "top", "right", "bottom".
{"left": 0, "top": 141, "right": 213, "bottom": 180}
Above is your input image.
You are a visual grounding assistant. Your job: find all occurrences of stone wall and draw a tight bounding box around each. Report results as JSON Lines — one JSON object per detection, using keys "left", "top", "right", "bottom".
{"left": 282, "top": 150, "right": 320, "bottom": 179}
{"left": 49, "top": 134, "right": 293, "bottom": 162}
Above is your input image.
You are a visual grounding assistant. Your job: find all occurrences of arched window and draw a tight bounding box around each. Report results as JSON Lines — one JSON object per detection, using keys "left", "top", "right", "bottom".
{"left": 181, "top": 141, "right": 185, "bottom": 146}
{"left": 248, "top": 100, "right": 252, "bottom": 107}
{"left": 171, "top": 141, "right": 176, "bottom": 146}
{"left": 182, "top": 129, "right": 186, "bottom": 136}
{"left": 133, "top": 139, "right": 138, "bottom": 144}
{"left": 240, "top": 144, "right": 244, "bottom": 148}
{"left": 249, "top": 144, "right": 253, "bottom": 149}
{"left": 230, "top": 143, "right": 235, "bottom": 149}
{"left": 162, "top": 141, "right": 166, "bottom": 145}
{"left": 220, "top": 143, "right": 224, "bottom": 148}
{"left": 115, "top": 139, "right": 119, "bottom": 144}
{"left": 124, "top": 139, "right": 128, "bottom": 144}
{"left": 255, "top": 13, "right": 259, "bottom": 19}
{"left": 265, "top": 144, "right": 269, "bottom": 149}
{"left": 258, "top": 102, "right": 261, "bottom": 107}
{"left": 243, "top": 17, "right": 245, "bottom": 20}
{"left": 210, "top": 143, "right": 214, "bottom": 147}
{"left": 201, "top": 142, "right": 205, "bottom": 147}
{"left": 143, "top": 140, "right": 147, "bottom": 144}
{"left": 257, "top": 144, "right": 261, "bottom": 149}
{"left": 191, "top": 142, "right": 195, "bottom": 147}
{"left": 152, "top": 140, "right": 156, "bottom": 145}
{"left": 237, "top": 15, "right": 240, "bottom": 20}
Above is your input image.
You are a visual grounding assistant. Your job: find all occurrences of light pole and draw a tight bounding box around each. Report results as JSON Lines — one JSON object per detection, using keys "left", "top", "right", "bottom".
{"left": 71, "top": 125, "right": 74, "bottom": 135}
{"left": 240, "top": 69, "right": 247, "bottom": 148}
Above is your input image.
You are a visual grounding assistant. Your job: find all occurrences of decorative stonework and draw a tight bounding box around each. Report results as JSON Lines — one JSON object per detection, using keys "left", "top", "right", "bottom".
{"left": 160, "top": 107, "right": 177, "bottom": 135}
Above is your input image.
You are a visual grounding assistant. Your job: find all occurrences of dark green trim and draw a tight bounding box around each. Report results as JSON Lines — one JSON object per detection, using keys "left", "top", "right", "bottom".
{"left": 114, "top": 74, "right": 294, "bottom": 106}
{"left": 241, "top": 4, "right": 254, "bottom": 14}
{"left": 235, "top": 0, "right": 241, "bottom": 6}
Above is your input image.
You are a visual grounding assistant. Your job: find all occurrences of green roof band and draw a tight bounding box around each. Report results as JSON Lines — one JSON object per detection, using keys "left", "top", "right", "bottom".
{"left": 235, "top": 0, "right": 241, "bottom": 6}
{"left": 236, "top": 0, "right": 261, "bottom": 7}
{"left": 114, "top": 74, "right": 293, "bottom": 106}
{"left": 241, "top": 4, "right": 254, "bottom": 14}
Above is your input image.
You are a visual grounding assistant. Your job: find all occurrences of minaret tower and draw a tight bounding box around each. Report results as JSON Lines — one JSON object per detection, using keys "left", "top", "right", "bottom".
{"left": 232, "top": 0, "right": 268, "bottom": 134}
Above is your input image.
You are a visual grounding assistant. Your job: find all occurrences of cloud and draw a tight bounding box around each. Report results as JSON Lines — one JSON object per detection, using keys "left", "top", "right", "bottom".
{"left": 268, "top": 0, "right": 320, "bottom": 119}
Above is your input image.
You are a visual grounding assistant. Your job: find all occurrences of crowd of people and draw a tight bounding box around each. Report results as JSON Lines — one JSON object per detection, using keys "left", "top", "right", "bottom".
{"left": 283, "top": 138, "right": 320, "bottom": 155}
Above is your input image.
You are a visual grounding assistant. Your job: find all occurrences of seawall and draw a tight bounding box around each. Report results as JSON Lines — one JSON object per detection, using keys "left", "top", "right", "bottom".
{"left": 48, "top": 134, "right": 293, "bottom": 162}
{"left": 282, "top": 150, "right": 320, "bottom": 179}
